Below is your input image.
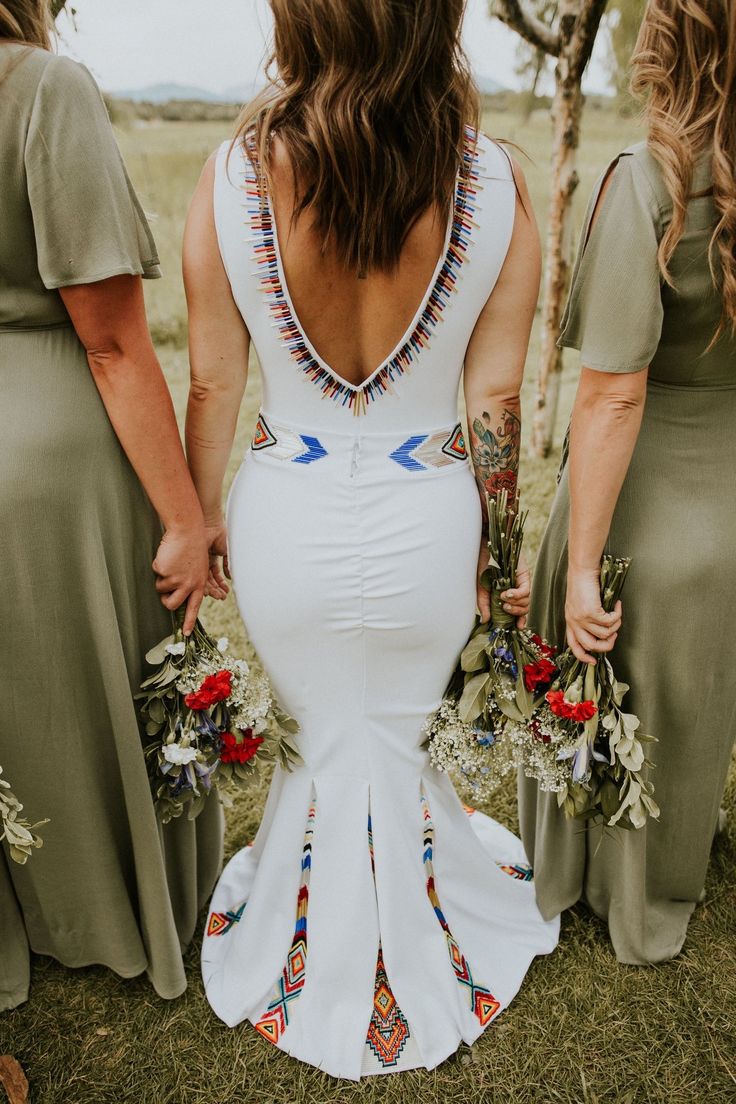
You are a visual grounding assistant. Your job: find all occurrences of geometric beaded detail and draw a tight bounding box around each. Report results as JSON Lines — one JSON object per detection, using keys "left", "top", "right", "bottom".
{"left": 421, "top": 794, "right": 501, "bottom": 1028}
{"left": 497, "top": 862, "right": 534, "bottom": 882}
{"left": 388, "top": 423, "right": 467, "bottom": 472}
{"left": 206, "top": 902, "right": 246, "bottom": 937}
{"left": 244, "top": 128, "right": 482, "bottom": 417}
{"left": 254, "top": 798, "right": 316, "bottom": 1046}
{"left": 365, "top": 948, "right": 412, "bottom": 1068}
{"left": 251, "top": 413, "right": 328, "bottom": 464}
{"left": 364, "top": 815, "right": 413, "bottom": 1068}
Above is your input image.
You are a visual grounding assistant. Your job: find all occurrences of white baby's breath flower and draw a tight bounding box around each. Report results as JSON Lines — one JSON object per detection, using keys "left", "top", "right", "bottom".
{"left": 165, "top": 641, "right": 186, "bottom": 656}
{"left": 163, "top": 744, "right": 198, "bottom": 766}
{"left": 217, "top": 637, "right": 229, "bottom": 653}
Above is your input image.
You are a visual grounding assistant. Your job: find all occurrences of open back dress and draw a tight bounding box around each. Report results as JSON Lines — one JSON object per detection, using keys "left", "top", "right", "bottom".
{"left": 201, "top": 130, "right": 559, "bottom": 1080}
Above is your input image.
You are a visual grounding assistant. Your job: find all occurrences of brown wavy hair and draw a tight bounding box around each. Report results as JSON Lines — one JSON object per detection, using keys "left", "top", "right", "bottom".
{"left": 0, "top": 0, "right": 51, "bottom": 47}
{"left": 235, "top": 0, "right": 480, "bottom": 274}
{"left": 632, "top": 0, "right": 736, "bottom": 341}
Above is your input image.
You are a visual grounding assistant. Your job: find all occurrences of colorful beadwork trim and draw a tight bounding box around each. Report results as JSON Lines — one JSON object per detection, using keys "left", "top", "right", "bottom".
{"left": 206, "top": 902, "right": 245, "bottom": 937}
{"left": 254, "top": 798, "right": 316, "bottom": 1045}
{"left": 389, "top": 423, "right": 467, "bottom": 472}
{"left": 251, "top": 414, "right": 327, "bottom": 464}
{"left": 421, "top": 794, "right": 501, "bottom": 1027}
{"left": 497, "top": 862, "right": 534, "bottom": 882}
{"left": 366, "top": 948, "right": 412, "bottom": 1067}
{"left": 364, "top": 814, "right": 413, "bottom": 1067}
{"left": 244, "top": 129, "right": 482, "bottom": 416}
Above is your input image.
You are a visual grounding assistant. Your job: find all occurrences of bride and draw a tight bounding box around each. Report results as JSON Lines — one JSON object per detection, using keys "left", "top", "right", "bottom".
{"left": 184, "top": 0, "right": 559, "bottom": 1080}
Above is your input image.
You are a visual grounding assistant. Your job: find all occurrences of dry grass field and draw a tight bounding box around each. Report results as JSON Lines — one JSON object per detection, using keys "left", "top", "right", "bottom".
{"left": 1, "top": 108, "right": 734, "bottom": 1104}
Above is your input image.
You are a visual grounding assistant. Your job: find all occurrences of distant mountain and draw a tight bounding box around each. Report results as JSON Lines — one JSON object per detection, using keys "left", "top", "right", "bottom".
{"left": 475, "top": 73, "right": 505, "bottom": 96}
{"left": 111, "top": 74, "right": 504, "bottom": 105}
{"left": 223, "top": 82, "right": 266, "bottom": 103}
{"left": 110, "top": 83, "right": 235, "bottom": 104}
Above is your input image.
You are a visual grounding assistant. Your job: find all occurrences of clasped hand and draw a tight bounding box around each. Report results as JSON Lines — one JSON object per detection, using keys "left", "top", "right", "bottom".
{"left": 151, "top": 518, "right": 230, "bottom": 635}
{"left": 565, "top": 567, "right": 622, "bottom": 664}
{"left": 477, "top": 544, "right": 531, "bottom": 628}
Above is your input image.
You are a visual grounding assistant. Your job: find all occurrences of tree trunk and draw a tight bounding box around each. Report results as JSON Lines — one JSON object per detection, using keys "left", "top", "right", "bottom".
{"left": 531, "top": 36, "right": 584, "bottom": 458}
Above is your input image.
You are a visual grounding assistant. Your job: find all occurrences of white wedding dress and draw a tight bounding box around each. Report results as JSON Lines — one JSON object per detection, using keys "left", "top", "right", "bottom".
{"left": 201, "top": 129, "right": 559, "bottom": 1080}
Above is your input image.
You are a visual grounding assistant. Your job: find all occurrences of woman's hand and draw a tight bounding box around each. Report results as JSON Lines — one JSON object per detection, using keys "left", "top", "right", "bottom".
{"left": 477, "top": 544, "right": 531, "bottom": 628}
{"left": 565, "top": 567, "right": 622, "bottom": 664}
{"left": 502, "top": 549, "right": 531, "bottom": 628}
{"left": 204, "top": 518, "right": 230, "bottom": 601}
{"left": 153, "top": 524, "right": 209, "bottom": 635}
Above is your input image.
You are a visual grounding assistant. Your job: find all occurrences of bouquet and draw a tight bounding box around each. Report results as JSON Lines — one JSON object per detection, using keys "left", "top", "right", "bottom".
{"left": 138, "top": 611, "right": 301, "bottom": 823}
{"left": 0, "top": 766, "right": 47, "bottom": 864}
{"left": 523, "top": 556, "right": 659, "bottom": 830}
{"left": 424, "top": 489, "right": 557, "bottom": 799}
{"left": 424, "top": 489, "right": 659, "bottom": 829}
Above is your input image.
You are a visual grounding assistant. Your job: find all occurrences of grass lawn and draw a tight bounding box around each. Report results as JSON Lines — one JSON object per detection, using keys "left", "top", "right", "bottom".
{"left": 1, "top": 109, "right": 734, "bottom": 1104}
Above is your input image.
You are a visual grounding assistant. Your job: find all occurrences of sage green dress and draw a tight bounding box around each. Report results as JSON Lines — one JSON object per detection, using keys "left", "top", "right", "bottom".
{"left": 519, "top": 142, "right": 735, "bottom": 964}
{"left": 0, "top": 45, "right": 223, "bottom": 1010}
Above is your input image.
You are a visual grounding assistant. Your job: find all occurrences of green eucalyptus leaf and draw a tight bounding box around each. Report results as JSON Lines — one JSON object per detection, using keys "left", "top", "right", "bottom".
{"left": 460, "top": 633, "right": 490, "bottom": 673}
{"left": 145, "top": 635, "right": 176, "bottom": 666}
{"left": 458, "top": 672, "right": 490, "bottom": 722}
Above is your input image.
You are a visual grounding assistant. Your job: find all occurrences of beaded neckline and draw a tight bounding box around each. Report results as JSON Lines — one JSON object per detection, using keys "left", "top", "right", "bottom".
{"left": 244, "top": 128, "right": 482, "bottom": 416}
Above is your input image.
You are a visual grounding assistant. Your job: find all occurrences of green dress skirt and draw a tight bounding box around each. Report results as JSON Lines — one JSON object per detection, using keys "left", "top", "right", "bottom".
{"left": 0, "top": 45, "right": 222, "bottom": 1010}
{"left": 519, "top": 143, "right": 735, "bottom": 964}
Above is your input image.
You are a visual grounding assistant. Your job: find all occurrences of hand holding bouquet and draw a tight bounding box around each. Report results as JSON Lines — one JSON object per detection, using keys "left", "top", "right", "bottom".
{"left": 425, "top": 490, "right": 557, "bottom": 798}
{"left": 138, "top": 610, "right": 301, "bottom": 823}
{"left": 525, "top": 556, "right": 659, "bottom": 830}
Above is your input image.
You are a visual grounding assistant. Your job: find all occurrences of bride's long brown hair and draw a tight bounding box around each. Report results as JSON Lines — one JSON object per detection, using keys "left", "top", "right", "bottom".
{"left": 235, "top": 0, "right": 480, "bottom": 274}
{"left": 0, "top": 0, "right": 51, "bottom": 48}
{"left": 632, "top": 0, "right": 736, "bottom": 340}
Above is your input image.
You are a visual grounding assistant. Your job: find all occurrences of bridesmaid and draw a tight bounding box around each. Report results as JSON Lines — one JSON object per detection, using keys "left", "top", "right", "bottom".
{"left": 0, "top": 4, "right": 223, "bottom": 1009}
{"left": 520, "top": 0, "right": 735, "bottom": 963}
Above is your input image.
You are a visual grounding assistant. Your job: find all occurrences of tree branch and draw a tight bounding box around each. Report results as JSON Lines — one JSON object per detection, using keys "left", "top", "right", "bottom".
{"left": 570, "top": 0, "right": 609, "bottom": 77}
{"left": 492, "top": 0, "right": 561, "bottom": 56}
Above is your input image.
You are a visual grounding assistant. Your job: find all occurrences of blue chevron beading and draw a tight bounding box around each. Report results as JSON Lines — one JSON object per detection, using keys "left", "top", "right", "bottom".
{"left": 293, "top": 435, "right": 328, "bottom": 465}
{"left": 389, "top": 434, "right": 430, "bottom": 472}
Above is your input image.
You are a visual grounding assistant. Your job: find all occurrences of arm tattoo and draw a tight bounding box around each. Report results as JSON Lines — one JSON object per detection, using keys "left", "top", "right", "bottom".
{"left": 469, "top": 407, "right": 521, "bottom": 514}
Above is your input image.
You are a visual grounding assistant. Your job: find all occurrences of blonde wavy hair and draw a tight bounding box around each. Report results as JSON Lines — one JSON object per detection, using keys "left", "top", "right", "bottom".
{"left": 0, "top": 0, "right": 51, "bottom": 47}
{"left": 235, "top": 0, "right": 480, "bottom": 274}
{"left": 632, "top": 0, "right": 736, "bottom": 342}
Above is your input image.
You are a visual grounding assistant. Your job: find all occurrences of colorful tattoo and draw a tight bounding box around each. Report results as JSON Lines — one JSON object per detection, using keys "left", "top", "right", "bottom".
{"left": 469, "top": 408, "right": 520, "bottom": 512}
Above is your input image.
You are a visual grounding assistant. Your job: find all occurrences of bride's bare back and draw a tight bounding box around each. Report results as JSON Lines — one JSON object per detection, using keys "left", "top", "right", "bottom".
{"left": 268, "top": 137, "right": 451, "bottom": 388}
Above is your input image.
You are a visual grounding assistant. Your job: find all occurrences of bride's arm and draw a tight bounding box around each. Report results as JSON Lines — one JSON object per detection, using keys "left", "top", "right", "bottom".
{"left": 183, "top": 153, "right": 251, "bottom": 597}
{"left": 463, "top": 161, "right": 541, "bottom": 624}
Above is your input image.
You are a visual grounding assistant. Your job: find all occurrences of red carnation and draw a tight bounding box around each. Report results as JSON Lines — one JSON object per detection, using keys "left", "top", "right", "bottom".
{"left": 569, "top": 700, "right": 597, "bottom": 723}
{"left": 530, "top": 633, "right": 557, "bottom": 658}
{"left": 545, "top": 689, "right": 571, "bottom": 718}
{"left": 523, "top": 658, "right": 557, "bottom": 692}
{"left": 220, "top": 729, "right": 264, "bottom": 765}
{"left": 545, "top": 689, "right": 597, "bottom": 723}
{"left": 185, "top": 669, "right": 233, "bottom": 711}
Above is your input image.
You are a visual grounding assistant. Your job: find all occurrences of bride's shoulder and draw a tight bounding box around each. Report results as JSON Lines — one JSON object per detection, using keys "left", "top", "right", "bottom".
{"left": 470, "top": 130, "right": 517, "bottom": 185}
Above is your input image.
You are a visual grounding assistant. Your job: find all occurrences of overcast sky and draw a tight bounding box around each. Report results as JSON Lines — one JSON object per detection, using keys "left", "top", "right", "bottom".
{"left": 56, "top": 0, "right": 612, "bottom": 97}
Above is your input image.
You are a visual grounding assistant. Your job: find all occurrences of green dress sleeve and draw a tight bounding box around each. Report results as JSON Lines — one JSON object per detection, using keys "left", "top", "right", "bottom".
{"left": 24, "top": 55, "right": 161, "bottom": 290}
{"left": 558, "top": 152, "right": 664, "bottom": 373}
